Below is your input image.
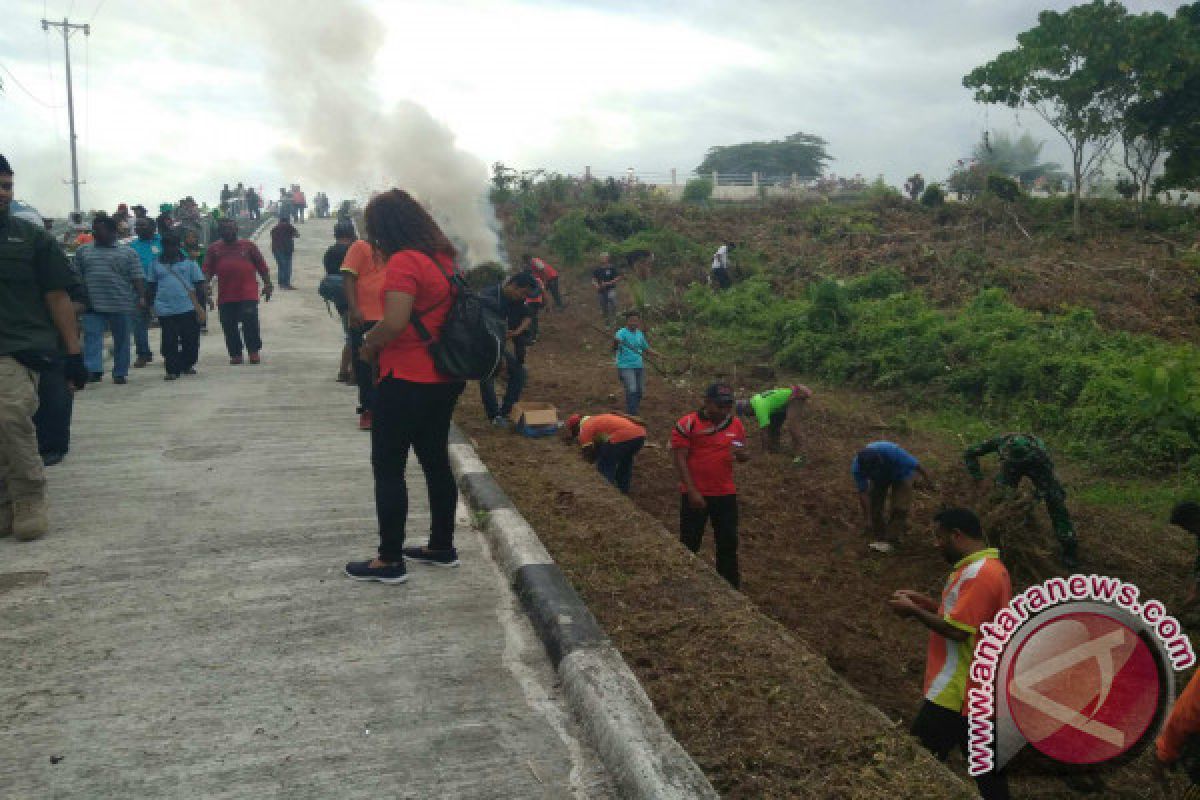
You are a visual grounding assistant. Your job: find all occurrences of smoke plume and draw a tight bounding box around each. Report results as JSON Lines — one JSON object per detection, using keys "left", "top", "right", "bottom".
{"left": 247, "top": 0, "right": 501, "bottom": 266}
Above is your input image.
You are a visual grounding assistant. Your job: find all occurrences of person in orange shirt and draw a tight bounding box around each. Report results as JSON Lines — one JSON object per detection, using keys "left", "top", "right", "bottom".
{"left": 341, "top": 236, "right": 387, "bottom": 431}
{"left": 564, "top": 412, "right": 647, "bottom": 494}
{"left": 888, "top": 507, "right": 1011, "bottom": 800}
{"left": 1157, "top": 668, "right": 1200, "bottom": 789}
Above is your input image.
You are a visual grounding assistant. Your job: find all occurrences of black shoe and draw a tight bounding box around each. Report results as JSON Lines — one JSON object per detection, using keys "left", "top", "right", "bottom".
{"left": 344, "top": 559, "right": 408, "bottom": 584}
{"left": 401, "top": 546, "right": 460, "bottom": 567}
{"left": 113, "top": 376, "right": 128, "bottom": 385}
{"left": 165, "top": 373, "right": 179, "bottom": 381}
{"left": 88, "top": 372, "right": 103, "bottom": 383}
{"left": 41, "top": 452, "right": 65, "bottom": 467}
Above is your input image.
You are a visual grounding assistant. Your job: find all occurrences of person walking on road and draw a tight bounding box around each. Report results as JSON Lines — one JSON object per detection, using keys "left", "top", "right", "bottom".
{"left": 963, "top": 433, "right": 1078, "bottom": 570}
{"left": 564, "top": 412, "right": 647, "bottom": 494}
{"left": 341, "top": 236, "right": 386, "bottom": 431}
{"left": 853, "top": 441, "right": 935, "bottom": 554}
{"left": 203, "top": 217, "right": 273, "bottom": 365}
{"left": 478, "top": 272, "right": 538, "bottom": 427}
{"left": 592, "top": 252, "right": 621, "bottom": 325}
{"left": 888, "top": 507, "right": 1011, "bottom": 800}
{"left": 146, "top": 230, "right": 205, "bottom": 380}
{"left": 76, "top": 215, "right": 145, "bottom": 384}
{"left": 270, "top": 213, "right": 300, "bottom": 290}
{"left": 324, "top": 220, "right": 357, "bottom": 383}
{"left": 345, "top": 189, "right": 468, "bottom": 584}
{"left": 671, "top": 382, "right": 749, "bottom": 588}
{"left": 291, "top": 185, "right": 307, "bottom": 224}
{"left": 612, "top": 311, "right": 659, "bottom": 416}
{"left": 0, "top": 153, "right": 89, "bottom": 540}
{"left": 128, "top": 216, "right": 162, "bottom": 368}
{"left": 738, "top": 384, "right": 813, "bottom": 464}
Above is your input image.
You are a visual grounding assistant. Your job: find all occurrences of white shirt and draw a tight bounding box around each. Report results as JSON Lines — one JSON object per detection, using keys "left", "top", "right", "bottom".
{"left": 711, "top": 245, "right": 728, "bottom": 271}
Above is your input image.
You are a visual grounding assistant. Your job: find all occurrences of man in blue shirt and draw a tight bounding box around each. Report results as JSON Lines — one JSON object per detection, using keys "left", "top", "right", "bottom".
{"left": 851, "top": 441, "right": 935, "bottom": 553}
{"left": 128, "top": 216, "right": 162, "bottom": 368}
{"left": 612, "top": 311, "right": 659, "bottom": 415}
{"left": 146, "top": 231, "right": 205, "bottom": 380}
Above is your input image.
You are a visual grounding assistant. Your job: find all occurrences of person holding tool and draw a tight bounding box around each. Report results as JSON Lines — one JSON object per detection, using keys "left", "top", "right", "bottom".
{"left": 563, "top": 412, "right": 647, "bottom": 494}
{"left": 852, "top": 441, "right": 935, "bottom": 554}
{"left": 612, "top": 311, "right": 660, "bottom": 415}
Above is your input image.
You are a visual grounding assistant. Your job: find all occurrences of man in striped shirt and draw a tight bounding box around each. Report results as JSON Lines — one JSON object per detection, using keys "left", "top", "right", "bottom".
{"left": 888, "top": 507, "right": 1011, "bottom": 800}
{"left": 75, "top": 215, "right": 145, "bottom": 384}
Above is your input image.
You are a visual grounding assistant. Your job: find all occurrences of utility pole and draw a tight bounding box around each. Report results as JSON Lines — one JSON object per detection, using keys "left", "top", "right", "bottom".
{"left": 41, "top": 17, "right": 90, "bottom": 217}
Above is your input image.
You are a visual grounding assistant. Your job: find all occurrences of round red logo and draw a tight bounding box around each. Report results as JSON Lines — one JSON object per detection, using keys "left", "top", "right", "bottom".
{"left": 1004, "top": 612, "right": 1162, "bottom": 765}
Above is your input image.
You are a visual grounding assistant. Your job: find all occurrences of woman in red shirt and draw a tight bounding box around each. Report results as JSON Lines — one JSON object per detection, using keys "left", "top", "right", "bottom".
{"left": 344, "top": 189, "right": 465, "bottom": 584}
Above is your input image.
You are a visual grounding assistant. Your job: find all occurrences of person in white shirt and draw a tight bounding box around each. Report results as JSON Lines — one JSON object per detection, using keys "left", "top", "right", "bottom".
{"left": 711, "top": 242, "right": 732, "bottom": 289}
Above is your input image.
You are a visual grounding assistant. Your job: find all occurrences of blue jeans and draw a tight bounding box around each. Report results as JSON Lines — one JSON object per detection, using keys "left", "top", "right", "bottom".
{"left": 132, "top": 309, "right": 152, "bottom": 359}
{"left": 618, "top": 367, "right": 644, "bottom": 415}
{"left": 479, "top": 350, "right": 526, "bottom": 419}
{"left": 82, "top": 311, "right": 132, "bottom": 378}
{"left": 273, "top": 249, "right": 293, "bottom": 287}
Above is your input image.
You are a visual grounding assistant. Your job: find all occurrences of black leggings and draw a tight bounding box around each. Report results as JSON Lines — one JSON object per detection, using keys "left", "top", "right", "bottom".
{"left": 371, "top": 377, "right": 465, "bottom": 561}
{"left": 679, "top": 493, "right": 739, "bottom": 587}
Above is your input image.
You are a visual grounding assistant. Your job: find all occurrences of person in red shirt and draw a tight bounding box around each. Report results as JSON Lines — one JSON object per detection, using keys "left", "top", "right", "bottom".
{"left": 670, "top": 382, "right": 749, "bottom": 587}
{"left": 346, "top": 189, "right": 465, "bottom": 585}
{"left": 526, "top": 254, "right": 563, "bottom": 309}
{"left": 202, "top": 217, "right": 273, "bottom": 365}
{"left": 564, "top": 412, "right": 647, "bottom": 493}
{"left": 268, "top": 214, "right": 299, "bottom": 289}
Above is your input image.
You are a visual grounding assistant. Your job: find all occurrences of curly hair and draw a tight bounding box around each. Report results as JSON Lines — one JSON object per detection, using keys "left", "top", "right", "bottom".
{"left": 364, "top": 189, "right": 456, "bottom": 261}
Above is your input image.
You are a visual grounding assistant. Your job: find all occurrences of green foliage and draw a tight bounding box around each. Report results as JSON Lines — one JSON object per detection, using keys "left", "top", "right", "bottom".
{"left": 971, "top": 131, "right": 1065, "bottom": 187}
{"left": 684, "top": 271, "right": 1200, "bottom": 473}
{"left": 514, "top": 198, "right": 540, "bottom": 235}
{"left": 611, "top": 228, "right": 707, "bottom": 270}
{"left": 682, "top": 178, "right": 714, "bottom": 205}
{"left": 546, "top": 211, "right": 601, "bottom": 267}
{"left": 920, "top": 184, "right": 946, "bottom": 207}
{"left": 466, "top": 261, "right": 508, "bottom": 290}
{"left": 801, "top": 205, "right": 879, "bottom": 241}
{"left": 986, "top": 174, "right": 1022, "bottom": 202}
{"left": 1147, "top": 4, "right": 1200, "bottom": 191}
{"left": 695, "top": 132, "right": 831, "bottom": 178}
{"left": 586, "top": 205, "right": 648, "bottom": 240}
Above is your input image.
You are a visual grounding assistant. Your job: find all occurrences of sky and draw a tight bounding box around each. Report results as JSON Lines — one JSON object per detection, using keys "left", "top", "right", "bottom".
{"left": 1, "top": 0, "right": 1189, "bottom": 219}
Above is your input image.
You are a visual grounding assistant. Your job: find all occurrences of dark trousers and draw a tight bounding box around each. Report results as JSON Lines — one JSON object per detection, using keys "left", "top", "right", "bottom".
{"left": 349, "top": 321, "right": 378, "bottom": 414}
{"left": 545, "top": 277, "right": 564, "bottom": 308}
{"left": 479, "top": 350, "right": 526, "bottom": 419}
{"left": 273, "top": 249, "right": 294, "bottom": 287}
{"left": 159, "top": 312, "right": 200, "bottom": 376}
{"left": 33, "top": 362, "right": 72, "bottom": 458}
{"left": 218, "top": 301, "right": 262, "bottom": 357}
{"left": 712, "top": 268, "right": 732, "bottom": 290}
{"left": 911, "top": 701, "right": 1010, "bottom": 800}
{"left": 679, "top": 493, "right": 739, "bottom": 587}
{"left": 372, "top": 378, "right": 465, "bottom": 562}
{"left": 595, "top": 437, "right": 644, "bottom": 493}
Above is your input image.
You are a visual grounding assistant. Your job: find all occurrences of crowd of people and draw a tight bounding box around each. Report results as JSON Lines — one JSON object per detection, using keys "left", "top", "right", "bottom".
{"left": 9, "top": 154, "right": 1200, "bottom": 797}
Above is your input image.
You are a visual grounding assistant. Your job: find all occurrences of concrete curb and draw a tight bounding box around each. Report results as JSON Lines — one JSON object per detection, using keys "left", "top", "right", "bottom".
{"left": 448, "top": 427, "right": 720, "bottom": 800}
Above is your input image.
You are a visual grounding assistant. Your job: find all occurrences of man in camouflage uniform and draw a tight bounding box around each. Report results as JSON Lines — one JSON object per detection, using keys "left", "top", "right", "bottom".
{"left": 963, "top": 433, "right": 1079, "bottom": 569}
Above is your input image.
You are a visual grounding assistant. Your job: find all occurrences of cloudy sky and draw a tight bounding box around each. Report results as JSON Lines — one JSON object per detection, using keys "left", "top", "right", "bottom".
{"left": 1, "top": 0, "right": 1188, "bottom": 218}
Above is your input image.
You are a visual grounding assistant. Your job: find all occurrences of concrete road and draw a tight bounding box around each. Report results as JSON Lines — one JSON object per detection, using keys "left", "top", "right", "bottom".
{"left": 0, "top": 218, "right": 613, "bottom": 799}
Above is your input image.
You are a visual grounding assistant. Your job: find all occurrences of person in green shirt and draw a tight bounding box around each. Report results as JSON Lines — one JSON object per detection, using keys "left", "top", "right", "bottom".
{"left": 737, "top": 384, "right": 812, "bottom": 464}
{"left": 963, "top": 432, "right": 1078, "bottom": 569}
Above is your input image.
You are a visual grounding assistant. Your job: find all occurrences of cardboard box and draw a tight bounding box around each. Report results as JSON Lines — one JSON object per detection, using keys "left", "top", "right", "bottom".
{"left": 509, "top": 401, "right": 558, "bottom": 428}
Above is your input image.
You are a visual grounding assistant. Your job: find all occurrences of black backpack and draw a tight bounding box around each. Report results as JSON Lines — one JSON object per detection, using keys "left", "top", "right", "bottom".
{"left": 317, "top": 273, "right": 348, "bottom": 315}
{"left": 410, "top": 258, "right": 507, "bottom": 381}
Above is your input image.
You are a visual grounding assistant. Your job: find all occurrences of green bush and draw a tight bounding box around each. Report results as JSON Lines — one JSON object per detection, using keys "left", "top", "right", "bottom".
{"left": 920, "top": 184, "right": 946, "bottom": 207}
{"left": 986, "top": 174, "right": 1022, "bottom": 202}
{"left": 682, "top": 178, "right": 714, "bottom": 205}
{"left": 586, "top": 205, "right": 649, "bottom": 240}
{"left": 546, "top": 211, "right": 601, "bottom": 267}
{"left": 611, "top": 228, "right": 708, "bottom": 271}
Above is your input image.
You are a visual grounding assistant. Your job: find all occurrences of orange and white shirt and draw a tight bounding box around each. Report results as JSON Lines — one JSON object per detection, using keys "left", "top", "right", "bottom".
{"left": 578, "top": 414, "right": 646, "bottom": 448}
{"left": 924, "top": 548, "right": 1011, "bottom": 713}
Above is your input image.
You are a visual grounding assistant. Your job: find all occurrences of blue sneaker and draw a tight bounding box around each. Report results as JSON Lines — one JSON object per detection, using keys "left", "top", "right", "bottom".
{"left": 344, "top": 559, "right": 408, "bottom": 584}
{"left": 401, "top": 546, "right": 460, "bottom": 567}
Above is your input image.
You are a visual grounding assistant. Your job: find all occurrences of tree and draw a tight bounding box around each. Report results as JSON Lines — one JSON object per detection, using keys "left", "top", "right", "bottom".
{"left": 904, "top": 174, "right": 925, "bottom": 201}
{"left": 1143, "top": 3, "right": 1200, "bottom": 193}
{"left": 971, "top": 131, "right": 1065, "bottom": 187}
{"left": 695, "top": 132, "right": 831, "bottom": 179}
{"left": 964, "top": 1, "right": 1132, "bottom": 234}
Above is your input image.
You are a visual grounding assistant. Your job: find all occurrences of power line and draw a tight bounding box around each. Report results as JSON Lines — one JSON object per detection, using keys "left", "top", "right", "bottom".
{"left": 88, "top": 0, "right": 107, "bottom": 23}
{"left": 0, "top": 61, "right": 63, "bottom": 108}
